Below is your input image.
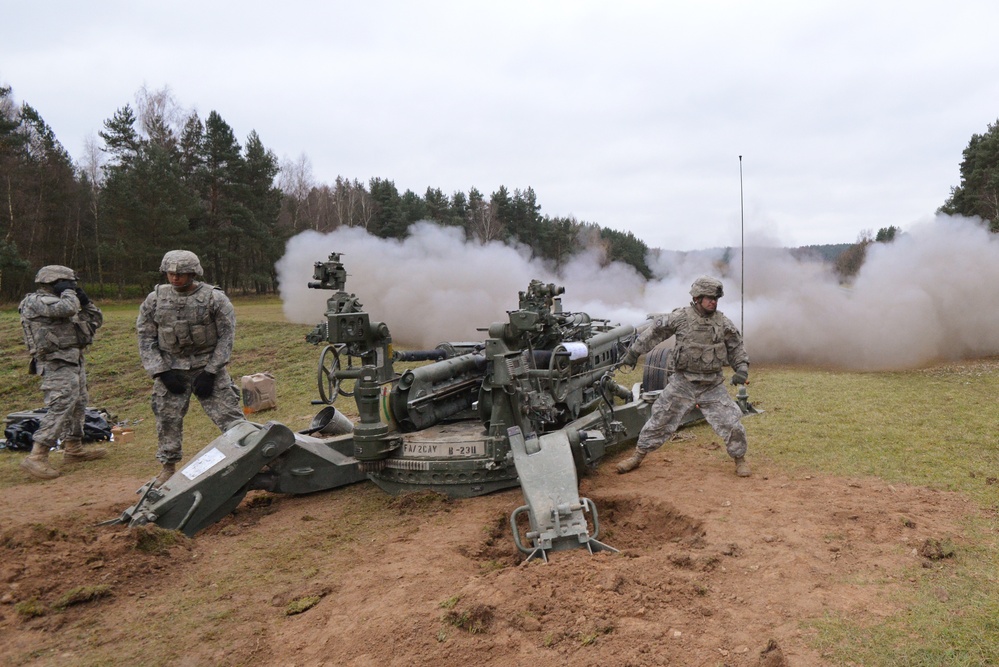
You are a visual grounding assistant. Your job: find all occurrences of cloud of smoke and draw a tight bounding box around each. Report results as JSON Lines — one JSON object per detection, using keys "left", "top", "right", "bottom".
{"left": 744, "top": 215, "right": 999, "bottom": 369}
{"left": 275, "top": 215, "right": 999, "bottom": 370}
{"left": 277, "top": 223, "right": 561, "bottom": 348}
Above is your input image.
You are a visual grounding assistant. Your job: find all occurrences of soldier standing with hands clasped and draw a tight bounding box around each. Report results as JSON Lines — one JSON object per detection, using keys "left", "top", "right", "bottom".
{"left": 137, "top": 250, "right": 244, "bottom": 488}
{"left": 18, "top": 265, "right": 106, "bottom": 480}
{"left": 615, "top": 276, "right": 752, "bottom": 477}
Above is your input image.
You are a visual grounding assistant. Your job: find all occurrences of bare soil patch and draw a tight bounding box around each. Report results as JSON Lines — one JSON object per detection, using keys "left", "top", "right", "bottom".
{"left": 0, "top": 441, "right": 978, "bottom": 666}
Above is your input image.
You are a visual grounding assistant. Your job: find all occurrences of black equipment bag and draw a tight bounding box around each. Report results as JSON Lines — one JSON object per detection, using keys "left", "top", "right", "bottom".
{"left": 3, "top": 408, "right": 113, "bottom": 451}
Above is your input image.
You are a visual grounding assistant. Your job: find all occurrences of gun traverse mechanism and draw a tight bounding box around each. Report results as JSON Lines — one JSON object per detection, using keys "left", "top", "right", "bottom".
{"left": 109, "top": 252, "right": 757, "bottom": 558}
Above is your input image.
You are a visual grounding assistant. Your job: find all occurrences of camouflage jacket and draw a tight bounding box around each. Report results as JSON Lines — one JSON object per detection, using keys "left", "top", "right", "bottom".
{"left": 631, "top": 304, "right": 749, "bottom": 383}
{"left": 136, "top": 282, "right": 236, "bottom": 377}
{"left": 19, "top": 288, "right": 103, "bottom": 365}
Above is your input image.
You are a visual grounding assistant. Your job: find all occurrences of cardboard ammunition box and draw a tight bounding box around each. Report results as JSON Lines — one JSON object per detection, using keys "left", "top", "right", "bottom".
{"left": 111, "top": 426, "right": 135, "bottom": 443}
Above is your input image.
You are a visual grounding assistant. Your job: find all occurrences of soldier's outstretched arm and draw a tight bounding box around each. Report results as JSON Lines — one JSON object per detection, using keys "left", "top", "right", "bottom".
{"left": 631, "top": 310, "right": 680, "bottom": 358}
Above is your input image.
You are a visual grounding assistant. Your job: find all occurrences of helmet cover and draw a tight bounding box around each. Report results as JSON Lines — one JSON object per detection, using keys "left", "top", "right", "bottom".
{"left": 35, "top": 265, "right": 77, "bottom": 284}
{"left": 689, "top": 276, "right": 724, "bottom": 299}
{"left": 160, "top": 250, "right": 203, "bottom": 276}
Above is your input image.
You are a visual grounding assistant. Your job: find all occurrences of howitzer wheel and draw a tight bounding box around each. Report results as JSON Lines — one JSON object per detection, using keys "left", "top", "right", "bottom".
{"left": 641, "top": 341, "right": 672, "bottom": 392}
{"left": 317, "top": 344, "right": 357, "bottom": 403}
{"left": 548, "top": 350, "right": 572, "bottom": 402}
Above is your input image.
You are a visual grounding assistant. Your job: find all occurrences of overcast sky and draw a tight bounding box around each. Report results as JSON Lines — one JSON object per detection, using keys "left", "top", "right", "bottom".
{"left": 4, "top": 0, "right": 998, "bottom": 251}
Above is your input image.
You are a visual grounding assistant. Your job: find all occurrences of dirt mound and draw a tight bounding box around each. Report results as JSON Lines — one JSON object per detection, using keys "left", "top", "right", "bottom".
{"left": 1, "top": 514, "right": 193, "bottom": 631}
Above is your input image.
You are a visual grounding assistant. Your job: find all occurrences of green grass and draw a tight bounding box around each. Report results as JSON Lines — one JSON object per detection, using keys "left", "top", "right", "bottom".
{"left": 2, "top": 298, "right": 999, "bottom": 664}
{"left": 810, "top": 513, "right": 999, "bottom": 665}
{"left": 745, "top": 365, "right": 999, "bottom": 507}
{"left": 740, "top": 364, "right": 999, "bottom": 664}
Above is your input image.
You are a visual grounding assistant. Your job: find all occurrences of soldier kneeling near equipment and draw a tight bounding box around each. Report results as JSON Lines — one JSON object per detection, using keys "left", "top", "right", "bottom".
{"left": 18, "top": 265, "right": 106, "bottom": 480}
{"left": 615, "top": 276, "right": 752, "bottom": 478}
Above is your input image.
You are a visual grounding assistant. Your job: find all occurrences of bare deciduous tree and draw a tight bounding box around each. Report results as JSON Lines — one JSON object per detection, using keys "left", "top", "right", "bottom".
{"left": 135, "top": 84, "right": 187, "bottom": 150}
{"left": 79, "top": 135, "right": 106, "bottom": 290}
{"left": 468, "top": 189, "right": 503, "bottom": 243}
{"left": 279, "top": 153, "right": 316, "bottom": 231}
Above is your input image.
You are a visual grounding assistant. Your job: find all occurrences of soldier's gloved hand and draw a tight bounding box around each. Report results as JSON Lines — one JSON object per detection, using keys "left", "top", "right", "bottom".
{"left": 193, "top": 371, "right": 217, "bottom": 398}
{"left": 157, "top": 370, "right": 188, "bottom": 394}
{"left": 731, "top": 370, "right": 749, "bottom": 385}
{"left": 52, "top": 279, "right": 76, "bottom": 295}
{"left": 74, "top": 287, "right": 90, "bottom": 306}
{"left": 619, "top": 349, "right": 639, "bottom": 370}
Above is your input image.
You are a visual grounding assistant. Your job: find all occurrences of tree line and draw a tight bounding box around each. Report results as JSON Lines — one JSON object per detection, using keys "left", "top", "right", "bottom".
{"left": 0, "top": 85, "right": 651, "bottom": 303}
{"left": 4, "top": 80, "right": 995, "bottom": 303}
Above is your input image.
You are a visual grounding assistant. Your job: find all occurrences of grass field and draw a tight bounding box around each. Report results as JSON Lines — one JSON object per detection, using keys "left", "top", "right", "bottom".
{"left": 1, "top": 296, "right": 998, "bottom": 664}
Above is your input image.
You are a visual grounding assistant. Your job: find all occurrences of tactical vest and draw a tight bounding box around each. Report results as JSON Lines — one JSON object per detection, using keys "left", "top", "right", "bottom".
{"left": 20, "top": 294, "right": 94, "bottom": 360}
{"left": 153, "top": 283, "right": 220, "bottom": 358}
{"left": 671, "top": 306, "right": 728, "bottom": 375}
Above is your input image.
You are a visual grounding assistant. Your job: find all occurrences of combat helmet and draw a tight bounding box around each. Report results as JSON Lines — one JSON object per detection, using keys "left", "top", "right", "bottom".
{"left": 34, "top": 265, "right": 77, "bottom": 284}
{"left": 160, "top": 250, "right": 203, "bottom": 276}
{"left": 689, "top": 276, "right": 724, "bottom": 299}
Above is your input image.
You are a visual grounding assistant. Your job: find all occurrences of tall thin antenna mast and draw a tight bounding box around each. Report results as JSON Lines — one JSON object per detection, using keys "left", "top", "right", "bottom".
{"left": 739, "top": 155, "right": 745, "bottom": 333}
{"left": 733, "top": 154, "right": 757, "bottom": 415}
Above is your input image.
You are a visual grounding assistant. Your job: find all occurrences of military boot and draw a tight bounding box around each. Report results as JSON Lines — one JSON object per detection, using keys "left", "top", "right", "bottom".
{"left": 616, "top": 450, "right": 646, "bottom": 474}
{"left": 20, "top": 442, "right": 60, "bottom": 480}
{"left": 62, "top": 438, "right": 107, "bottom": 464}
{"left": 153, "top": 461, "right": 177, "bottom": 488}
{"left": 735, "top": 456, "right": 751, "bottom": 477}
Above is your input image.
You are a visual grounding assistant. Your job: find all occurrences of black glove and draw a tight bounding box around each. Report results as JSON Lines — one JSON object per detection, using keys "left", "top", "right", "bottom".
{"left": 618, "top": 349, "right": 639, "bottom": 370}
{"left": 52, "top": 279, "right": 76, "bottom": 295}
{"left": 731, "top": 370, "right": 749, "bottom": 385}
{"left": 157, "top": 370, "right": 188, "bottom": 394}
{"left": 74, "top": 287, "right": 90, "bottom": 306}
{"left": 193, "top": 371, "right": 217, "bottom": 398}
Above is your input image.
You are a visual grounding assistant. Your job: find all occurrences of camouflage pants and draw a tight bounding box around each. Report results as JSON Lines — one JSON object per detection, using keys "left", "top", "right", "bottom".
{"left": 636, "top": 373, "right": 747, "bottom": 459}
{"left": 151, "top": 367, "right": 244, "bottom": 463}
{"left": 33, "top": 359, "right": 89, "bottom": 448}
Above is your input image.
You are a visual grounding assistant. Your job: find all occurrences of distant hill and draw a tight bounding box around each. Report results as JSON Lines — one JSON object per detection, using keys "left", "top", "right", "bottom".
{"left": 653, "top": 243, "right": 853, "bottom": 265}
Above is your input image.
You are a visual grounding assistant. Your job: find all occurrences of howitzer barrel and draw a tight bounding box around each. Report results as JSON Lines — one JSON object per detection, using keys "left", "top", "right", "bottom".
{"left": 395, "top": 349, "right": 448, "bottom": 362}
{"left": 394, "top": 342, "right": 482, "bottom": 363}
{"left": 397, "top": 353, "right": 485, "bottom": 389}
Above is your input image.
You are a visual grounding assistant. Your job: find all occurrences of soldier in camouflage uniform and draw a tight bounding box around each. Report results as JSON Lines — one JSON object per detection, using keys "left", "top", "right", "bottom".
{"left": 18, "top": 265, "right": 106, "bottom": 480}
{"left": 616, "top": 276, "right": 752, "bottom": 477}
{"left": 137, "top": 250, "right": 244, "bottom": 487}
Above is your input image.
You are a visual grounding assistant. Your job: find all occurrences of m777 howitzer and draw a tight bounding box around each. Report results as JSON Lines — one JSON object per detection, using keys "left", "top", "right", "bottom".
{"left": 107, "top": 253, "right": 683, "bottom": 559}
{"left": 299, "top": 254, "right": 646, "bottom": 499}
